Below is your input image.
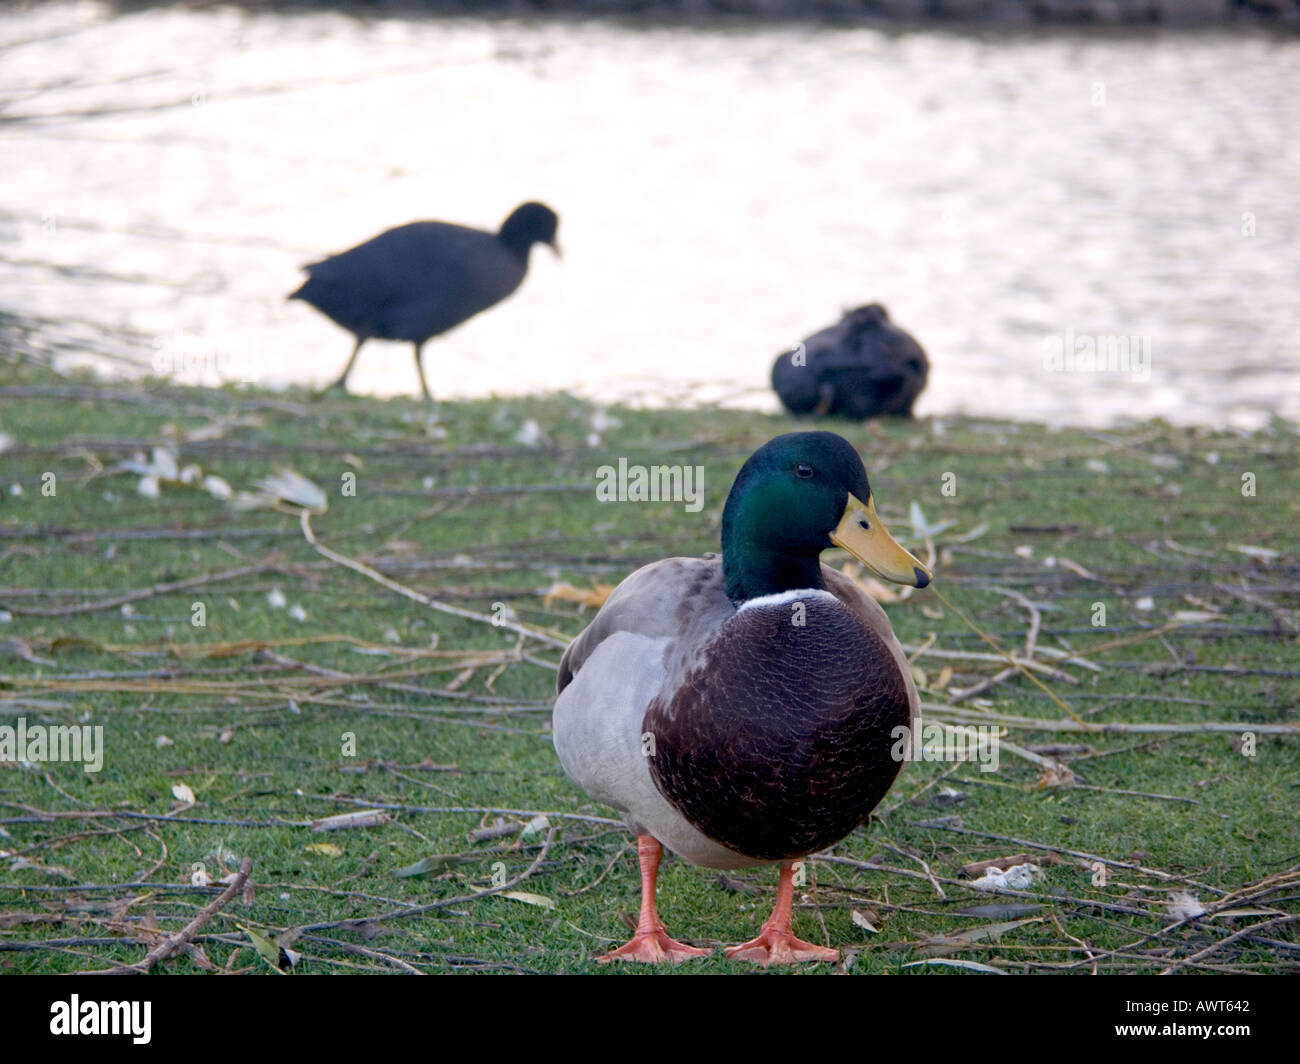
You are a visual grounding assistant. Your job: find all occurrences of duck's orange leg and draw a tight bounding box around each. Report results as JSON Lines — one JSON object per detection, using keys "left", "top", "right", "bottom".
{"left": 724, "top": 861, "right": 839, "bottom": 967}
{"left": 598, "top": 835, "right": 709, "bottom": 964}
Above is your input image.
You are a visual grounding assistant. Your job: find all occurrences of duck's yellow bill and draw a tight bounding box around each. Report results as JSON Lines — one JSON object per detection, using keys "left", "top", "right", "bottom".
{"left": 830, "top": 493, "right": 932, "bottom": 589}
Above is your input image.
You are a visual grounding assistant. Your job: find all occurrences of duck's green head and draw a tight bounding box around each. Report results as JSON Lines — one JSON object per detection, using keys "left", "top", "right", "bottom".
{"left": 720, "top": 431, "right": 931, "bottom": 605}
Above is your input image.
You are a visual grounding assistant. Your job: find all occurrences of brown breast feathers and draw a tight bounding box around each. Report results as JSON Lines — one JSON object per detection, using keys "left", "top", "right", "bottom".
{"left": 643, "top": 593, "right": 910, "bottom": 862}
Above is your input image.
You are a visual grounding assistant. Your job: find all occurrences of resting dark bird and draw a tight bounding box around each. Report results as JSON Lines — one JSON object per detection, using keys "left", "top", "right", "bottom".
{"left": 289, "top": 201, "right": 560, "bottom": 401}
{"left": 772, "top": 303, "right": 928, "bottom": 421}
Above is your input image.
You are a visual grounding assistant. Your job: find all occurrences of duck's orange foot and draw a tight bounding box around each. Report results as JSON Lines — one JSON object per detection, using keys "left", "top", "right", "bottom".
{"left": 597, "top": 929, "right": 710, "bottom": 965}
{"left": 724, "top": 928, "right": 839, "bottom": 967}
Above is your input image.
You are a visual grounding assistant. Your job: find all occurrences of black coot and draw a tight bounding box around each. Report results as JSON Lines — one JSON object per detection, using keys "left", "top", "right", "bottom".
{"left": 289, "top": 202, "right": 560, "bottom": 401}
{"left": 772, "top": 304, "right": 928, "bottom": 420}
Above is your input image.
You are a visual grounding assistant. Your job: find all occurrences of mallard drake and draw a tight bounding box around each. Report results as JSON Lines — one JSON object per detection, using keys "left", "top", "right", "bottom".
{"left": 554, "top": 431, "right": 930, "bottom": 965}
{"left": 772, "top": 304, "right": 928, "bottom": 420}
{"left": 289, "top": 202, "right": 560, "bottom": 402}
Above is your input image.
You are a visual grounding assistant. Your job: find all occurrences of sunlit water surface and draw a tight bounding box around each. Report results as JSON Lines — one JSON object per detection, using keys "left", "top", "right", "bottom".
{"left": 2, "top": 3, "right": 1298, "bottom": 427}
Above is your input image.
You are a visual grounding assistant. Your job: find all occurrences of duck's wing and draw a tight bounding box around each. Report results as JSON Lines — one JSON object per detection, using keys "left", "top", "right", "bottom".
{"left": 554, "top": 556, "right": 761, "bottom": 867}
{"left": 556, "top": 555, "right": 729, "bottom": 695}
{"left": 821, "top": 563, "right": 921, "bottom": 731}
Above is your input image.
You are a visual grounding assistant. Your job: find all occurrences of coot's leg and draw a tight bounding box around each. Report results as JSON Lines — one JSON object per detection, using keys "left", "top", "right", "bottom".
{"left": 325, "top": 338, "right": 365, "bottom": 393}
{"left": 413, "top": 343, "right": 433, "bottom": 404}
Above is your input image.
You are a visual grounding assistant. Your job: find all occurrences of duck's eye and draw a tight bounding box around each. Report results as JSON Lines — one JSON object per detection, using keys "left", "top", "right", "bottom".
{"left": 858, "top": 517, "right": 870, "bottom": 531}
{"left": 794, "top": 463, "right": 814, "bottom": 479}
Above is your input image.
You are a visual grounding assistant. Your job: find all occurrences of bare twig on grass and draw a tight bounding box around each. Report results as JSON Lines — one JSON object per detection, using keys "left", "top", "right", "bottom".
{"left": 990, "top": 587, "right": 1042, "bottom": 660}
{"left": 879, "top": 844, "right": 946, "bottom": 899}
{"left": 1, "top": 563, "right": 268, "bottom": 617}
{"left": 299, "top": 509, "right": 571, "bottom": 651}
{"left": 296, "top": 935, "right": 425, "bottom": 974}
{"left": 293, "top": 826, "right": 558, "bottom": 934}
{"left": 79, "top": 856, "right": 252, "bottom": 974}
{"left": 911, "top": 819, "right": 1233, "bottom": 894}
{"left": 949, "top": 666, "right": 1020, "bottom": 704}
{"left": 929, "top": 585, "right": 1084, "bottom": 723}
{"left": 1158, "top": 914, "right": 1299, "bottom": 975}
{"left": 926, "top": 705, "right": 1300, "bottom": 737}
{"left": 0, "top": 802, "right": 307, "bottom": 829}
{"left": 301, "top": 795, "right": 622, "bottom": 826}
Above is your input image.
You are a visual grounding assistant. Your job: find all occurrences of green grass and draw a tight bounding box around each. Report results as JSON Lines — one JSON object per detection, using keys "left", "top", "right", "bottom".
{"left": 0, "top": 359, "right": 1296, "bottom": 974}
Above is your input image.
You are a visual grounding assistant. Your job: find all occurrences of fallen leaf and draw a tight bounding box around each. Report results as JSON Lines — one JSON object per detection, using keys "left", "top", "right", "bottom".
{"left": 393, "top": 854, "right": 468, "bottom": 878}
{"left": 310, "top": 810, "right": 390, "bottom": 832}
{"left": 953, "top": 903, "right": 1043, "bottom": 919}
{"left": 908, "top": 501, "right": 955, "bottom": 540}
{"left": 1171, "top": 610, "right": 1224, "bottom": 624}
{"left": 923, "top": 917, "right": 1041, "bottom": 952}
{"left": 902, "top": 958, "right": 1005, "bottom": 974}
{"left": 1036, "top": 762, "right": 1077, "bottom": 788}
{"left": 543, "top": 582, "right": 614, "bottom": 609}
{"left": 203, "top": 475, "right": 232, "bottom": 500}
{"left": 239, "top": 924, "right": 286, "bottom": 972}
{"left": 520, "top": 815, "right": 551, "bottom": 838}
{"left": 1057, "top": 557, "right": 1104, "bottom": 582}
{"left": 499, "top": 891, "right": 556, "bottom": 910}
{"left": 1229, "top": 544, "right": 1280, "bottom": 563}
{"left": 837, "top": 561, "right": 903, "bottom": 604}
{"left": 253, "top": 467, "right": 328, "bottom": 512}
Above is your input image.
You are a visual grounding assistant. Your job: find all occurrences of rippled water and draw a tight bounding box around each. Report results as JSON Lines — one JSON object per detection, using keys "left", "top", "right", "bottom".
{"left": 2, "top": 4, "right": 1298, "bottom": 426}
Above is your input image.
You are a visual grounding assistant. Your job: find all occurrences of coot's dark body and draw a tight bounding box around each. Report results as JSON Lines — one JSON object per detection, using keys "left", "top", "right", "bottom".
{"left": 772, "top": 304, "right": 928, "bottom": 420}
{"left": 289, "top": 202, "right": 559, "bottom": 401}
